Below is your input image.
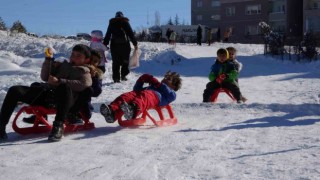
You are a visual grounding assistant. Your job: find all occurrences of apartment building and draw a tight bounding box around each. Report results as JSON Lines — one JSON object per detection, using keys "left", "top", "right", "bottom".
{"left": 191, "top": 0, "right": 303, "bottom": 43}
{"left": 303, "top": 0, "right": 320, "bottom": 36}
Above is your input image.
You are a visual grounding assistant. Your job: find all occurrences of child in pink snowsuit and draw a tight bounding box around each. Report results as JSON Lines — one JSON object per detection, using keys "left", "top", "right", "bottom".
{"left": 100, "top": 72, "right": 182, "bottom": 123}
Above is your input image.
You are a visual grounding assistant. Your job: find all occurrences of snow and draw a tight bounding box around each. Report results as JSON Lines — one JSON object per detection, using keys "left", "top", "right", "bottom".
{"left": 0, "top": 31, "right": 319, "bottom": 180}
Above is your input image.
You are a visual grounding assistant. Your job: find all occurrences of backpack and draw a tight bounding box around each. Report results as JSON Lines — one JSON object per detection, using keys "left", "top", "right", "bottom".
{"left": 113, "top": 28, "right": 128, "bottom": 44}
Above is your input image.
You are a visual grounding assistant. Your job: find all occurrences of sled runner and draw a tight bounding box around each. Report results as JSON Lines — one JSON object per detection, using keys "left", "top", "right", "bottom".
{"left": 12, "top": 106, "right": 95, "bottom": 135}
{"left": 116, "top": 105, "right": 177, "bottom": 127}
{"left": 210, "top": 88, "right": 236, "bottom": 103}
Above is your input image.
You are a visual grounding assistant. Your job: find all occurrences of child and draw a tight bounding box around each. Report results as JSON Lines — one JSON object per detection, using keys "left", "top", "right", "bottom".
{"left": 90, "top": 30, "right": 108, "bottom": 73}
{"left": 226, "top": 47, "right": 242, "bottom": 73}
{"left": 202, "top": 48, "right": 244, "bottom": 103}
{"left": 67, "top": 49, "right": 104, "bottom": 123}
{"left": 0, "top": 44, "right": 92, "bottom": 142}
{"left": 100, "top": 71, "right": 182, "bottom": 123}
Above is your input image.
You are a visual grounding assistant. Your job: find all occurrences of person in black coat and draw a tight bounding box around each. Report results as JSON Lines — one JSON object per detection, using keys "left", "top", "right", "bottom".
{"left": 197, "top": 25, "right": 202, "bottom": 45}
{"left": 103, "top": 11, "right": 138, "bottom": 83}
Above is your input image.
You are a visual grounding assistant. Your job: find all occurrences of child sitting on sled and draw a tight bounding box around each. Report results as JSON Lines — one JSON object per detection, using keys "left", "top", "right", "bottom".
{"left": 202, "top": 48, "right": 245, "bottom": 103}
{"left": 100, "top": 71, "right": 182, "bottom": 123}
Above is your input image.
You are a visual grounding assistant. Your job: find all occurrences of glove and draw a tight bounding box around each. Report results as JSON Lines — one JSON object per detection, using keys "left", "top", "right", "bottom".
{"left": 45, "top": 47, "right": 54, "bottom": 58}
{"left": 138, "top": 74, "right": 160, "bottom": 88}
{"left": 216, "top": 74, "right": 226, "bottom": 84}
{"left": 138, "top": 74, "right": 153, "bottom": 83}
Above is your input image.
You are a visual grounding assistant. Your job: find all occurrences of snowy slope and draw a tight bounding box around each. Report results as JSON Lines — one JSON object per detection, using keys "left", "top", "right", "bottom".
{"left": 0, "top": 31, "right": 319, "bottom": 180}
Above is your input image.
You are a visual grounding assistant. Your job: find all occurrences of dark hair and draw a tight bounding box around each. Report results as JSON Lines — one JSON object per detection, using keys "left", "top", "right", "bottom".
{"left": 115, "top": 11, "right": 124, "bottom": 18}
{"left": 72, "top": 44, "right": 91, "bottom": 58}
{"left": 226, "top": 47, "right": 237, "bottom": 52}
{"left": 164, "top": 71, "right": 182, "bottom": 91}
{"left": 217, "top": 48, "right": 228, "bottom": 56}
{"left": 90, "top": 49, "right": 101, "bottom": 64}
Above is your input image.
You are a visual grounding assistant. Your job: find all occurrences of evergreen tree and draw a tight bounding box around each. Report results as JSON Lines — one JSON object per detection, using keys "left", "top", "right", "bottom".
{"left": 167, "top": 17, "right": 173, "bottom": 25}
{"left": 174, "top": 14, "right": 180, "bottom": 25}
{"left": 10, "top": 20, "right": 27, "bottom": 33}
{"left": 0, "top": 17, "right": 7, "bottom": 31}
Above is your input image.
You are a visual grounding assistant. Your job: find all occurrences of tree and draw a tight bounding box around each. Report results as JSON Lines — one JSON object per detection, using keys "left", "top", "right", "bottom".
{"left": 174, "top": 14, "right": 180, "bottom": 25}
{"left": 10, "top": 20, "right": 27, "bottom": 33}
{"left": 167, "top": 17, "right": 173, "bottom": 25}
{"left": 0, "top": 17, "right": 7, "bottom": 31}
{"left": 155, "top": 11, "right": 161, "bottom": 26}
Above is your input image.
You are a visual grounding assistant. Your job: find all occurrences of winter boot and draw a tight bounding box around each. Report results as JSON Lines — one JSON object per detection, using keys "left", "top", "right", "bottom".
{"left": 67, "top": 113, "right": 83, "bottom": 125}
{"left": 100, "top": 104, "right": 115, "bottom": 123}
{"left": 23, "top": 115, "right": 48, "bottom": 124}
{"left": 0, "top": 128, "right": 8, "bottom": 141}
{"left": 120, "top": 102, "right": 137, "bottom": 120}
{"left": 48, "top": 121, "right": 64, "bottom": 142}
{"left": 121, "top": 76, "right": 128, "bottom": 81}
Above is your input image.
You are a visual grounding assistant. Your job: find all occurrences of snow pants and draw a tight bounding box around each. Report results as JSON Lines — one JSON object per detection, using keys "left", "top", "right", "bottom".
{"left": 203, "top": 81, "right": 242, "bottom": 102}
{"left": 109, "top": 90, "right": 160, "bottom": 117}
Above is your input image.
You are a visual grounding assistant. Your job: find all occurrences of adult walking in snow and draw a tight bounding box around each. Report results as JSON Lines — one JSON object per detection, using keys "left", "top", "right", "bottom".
{"left": 197, "top": 25, "right": 202, "bottom": 45}
{"left": 103, "top": 11, "right": 138, "bottom": 83}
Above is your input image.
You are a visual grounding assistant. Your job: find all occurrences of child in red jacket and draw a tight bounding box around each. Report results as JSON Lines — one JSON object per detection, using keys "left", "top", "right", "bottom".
{"left": 100, "top": 71, "right": 182, "bottom": 123}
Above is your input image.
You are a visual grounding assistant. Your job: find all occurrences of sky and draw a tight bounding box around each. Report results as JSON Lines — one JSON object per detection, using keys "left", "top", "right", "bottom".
{"left": 0, "top": 0, "right": 191, "bottom": 36}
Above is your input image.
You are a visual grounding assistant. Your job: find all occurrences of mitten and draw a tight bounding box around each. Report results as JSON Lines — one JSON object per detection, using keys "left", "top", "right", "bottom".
{"left": 149, "top": 77, "right": 161, "bottom": 88}
{"left": 138, "top": 74, "right": 153, "bottom": 83}
{"left": 45, "top": 47, "right": 54, "bottom": 58}
{"left": 216, "top": 74, "right": 226, "bottom": 84}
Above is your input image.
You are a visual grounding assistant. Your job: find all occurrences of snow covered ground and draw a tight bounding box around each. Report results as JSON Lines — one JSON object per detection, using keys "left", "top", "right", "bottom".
{"left": 0, "top": 31, "right": 319, "bottom": 180}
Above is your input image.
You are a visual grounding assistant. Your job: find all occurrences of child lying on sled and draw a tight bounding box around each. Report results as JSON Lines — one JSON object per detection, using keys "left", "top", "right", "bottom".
{"left": 100, "top": 71, "right": 182, "bottom": 123}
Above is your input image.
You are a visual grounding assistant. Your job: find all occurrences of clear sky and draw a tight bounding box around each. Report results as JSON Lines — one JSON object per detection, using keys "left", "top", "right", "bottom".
{"left": 0, "top": 0, "right": 191, "bottom": 36}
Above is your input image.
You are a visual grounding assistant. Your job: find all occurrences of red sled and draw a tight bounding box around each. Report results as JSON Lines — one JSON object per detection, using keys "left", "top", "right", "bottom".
{"left": 116, "top": 105, "right": 177, "bottom": 127}
{"left": 210, "top": 88, "right": 236, "bottom": 103}
{"left": 12, "top": 106, "right": 95, "bottom": 135}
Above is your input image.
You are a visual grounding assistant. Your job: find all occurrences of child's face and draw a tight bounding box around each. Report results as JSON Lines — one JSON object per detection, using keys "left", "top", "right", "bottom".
{"left": 228, "top": 50, "right": 236, "bottom": 60}
{"left": 70, "top": 51, "right": 90, "bottom": 66}
{"left": 217, "top": 53, "right": 228, "bottom": 63}
{"left": 90, "top": 55, "right": 100, "bottom": 67}
{"left": 161, "top": 76, "right": 176, "bottom": 90}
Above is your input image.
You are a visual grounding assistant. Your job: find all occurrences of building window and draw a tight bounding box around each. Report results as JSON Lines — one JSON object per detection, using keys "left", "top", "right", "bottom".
{"left": 226, "top": 7, "right": 235, "bottom": 16}
{"left": 246, "top": 5, "right": 261, "bottom": 15}
{"left": 245, "top": 25, "right": 260, "bottom": 35}
{"left": 197, "top": 1, "right": 203, "bottom": 7}
{"left": 313, "top": 2, "right": 320, "bottom": 9}
{"left": 211, "top": 14, "right": 221, "bottom": 20}
{"left": 211, "top": 0, "right": 220, "bottom": 7}
{"left": 197, "top": 15, "right": 203, "bottom": 21}
{"left": 306, "top": 17, "right": 320, "bottom": 32}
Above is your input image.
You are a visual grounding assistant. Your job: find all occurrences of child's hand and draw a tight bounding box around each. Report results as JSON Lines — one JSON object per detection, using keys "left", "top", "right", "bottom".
{"left": 48, "top": 75, "right": 59, "bottom": 86}
{"left": 45, "top": 47, "right": 54, "bottom": 58}
{"left": 216, "top": 74, "right": 226, "bottom": 84}
{"left": 138, "top": 74, "right": 153, "bottom": 83}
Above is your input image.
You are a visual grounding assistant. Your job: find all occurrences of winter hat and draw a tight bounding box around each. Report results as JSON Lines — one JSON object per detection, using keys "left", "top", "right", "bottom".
{"left": 115, "top": 11, "right": 124, "bottom": 18}
{"left": 217, "top": 48, "right": 229, "bottom": 59}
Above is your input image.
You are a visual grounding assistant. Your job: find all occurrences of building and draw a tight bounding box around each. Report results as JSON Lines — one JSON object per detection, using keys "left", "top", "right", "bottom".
{"left": 191, "top": 0, "right": 304, "bottom": 43}
{"left": 303, "top": 0, "right": 320, "bottom": 36}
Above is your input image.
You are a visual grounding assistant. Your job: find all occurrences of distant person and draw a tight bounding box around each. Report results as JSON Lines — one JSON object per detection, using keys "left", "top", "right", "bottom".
{"left": 216, "top": 28, "right": 221, "bottom": 42}
{"left": 197, "top": 25, "right": 202, "bottom": 46}
{"left": 223, "top": 28, "right": 231, "bottom": 42}
{"left": 90, "top": 30, "right": 108, "bottom": 73}
{"left": 207, "top": 28, "right": 213, "bottom": 46}
{"left": 203, "top": 48, "right": 245, "bottom": 103}
{"left": 103, "top": 11, "right": 138, "bottom": 83}
{"left": 100, "top": 72, "right": 182, "bottom": 123}
{"left": 166, "top": 28, "right": 173, "bottom": 44}
{"left": 169, "top": 31, "right": 177, "bottom": 45}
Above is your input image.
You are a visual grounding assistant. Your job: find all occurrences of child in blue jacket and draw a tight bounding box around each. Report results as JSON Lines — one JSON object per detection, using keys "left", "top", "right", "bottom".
{"left": 100, "top": 71, "right": 182, "bottom": 123}
{"left": 203, "top": 48, "right": 244, "bottom": 103}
